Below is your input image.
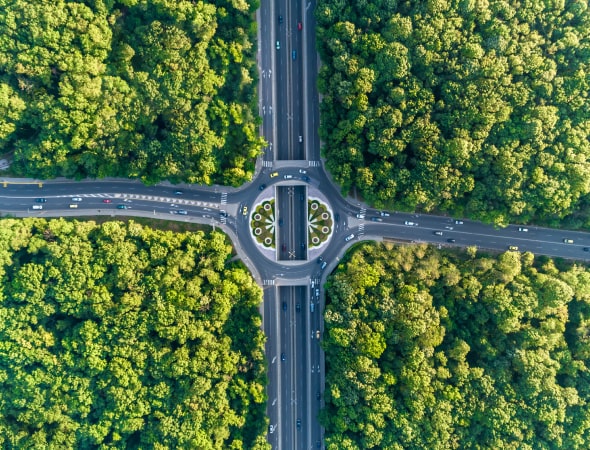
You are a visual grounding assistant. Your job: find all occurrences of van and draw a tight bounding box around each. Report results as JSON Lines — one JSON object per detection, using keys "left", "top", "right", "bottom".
{"left": 69, "top": 204, "right": 78, "bottom": 209}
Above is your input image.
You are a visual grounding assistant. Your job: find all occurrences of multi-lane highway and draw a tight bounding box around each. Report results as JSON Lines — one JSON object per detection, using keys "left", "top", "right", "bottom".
{"left": 2, "top": 0, "right": 590, "bottom": 448}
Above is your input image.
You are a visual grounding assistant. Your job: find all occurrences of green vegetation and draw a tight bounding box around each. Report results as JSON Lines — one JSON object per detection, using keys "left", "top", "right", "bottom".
{"left": 0, "top": 0, "right": 264, "bottom": 185}
{"left": 317, "top": 0, "right": 590, "bottom": 225}
{"left": 0, "top": 218, "right": 269, "bottom": 449}
{"left": 251, "top": 199, "right": 275, "bottom": 248}
{"left": 308, "top": 199, "right": 332, "bottom": 246}
{"left": 322, "top": 242, "right": 590, "bottom": 449}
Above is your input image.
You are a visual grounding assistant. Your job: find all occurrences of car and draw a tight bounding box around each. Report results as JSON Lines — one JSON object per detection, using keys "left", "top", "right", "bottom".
{"left": 102, "top": 199, "right": 112, "bottom": 203}
{"left": 564, "top": 238, "right": 574, "bottom": 244}
{"left": 301, "top": 242, "right": 306, "bottom": 249}
{"left": 300, "top": 194, "right": 304, "bottom": 201}
{"left": 296, "top": 303, "right": 301, "bottom": 312}
{"left": 379, "top": 211, "right": 390, "bottom": 217}
{"left": 282, "top": 302, "right": 287, "bottom": 311}
{"left": 259, "top": 184, "right": 266, "bottom": 191}
{"left": 296, "top": 419, "right": 301, "bottom": 430}
{"left": 282, "top": 244, "right": 286, "bottom": 251}
{"left": 356, "top": 213, "right": 365, "bottom": 219}
{"left": 447, "top": 238, "right": 456, "bottom": 243}
{"left": 455, "top": 220, "right": 464, "bottom": 224}
{"left": 268, "top": 424, "right": 275, "bottom": 434}
{"left": 345, "top": 233, "right": 355, "bottom": 242}
{"left": 69, "top": 204, "right": 78, "bottom": 209}
{"left": 508, "top": 245, "right": 519, "bottom": 251}
{"left": 278, "top": 218, "right": 283, "bottom": 226}
{"left": 584, "top": 247, "right": 589, "bottom": 252}
{"left": 117, "top": 205, "right": 127, "bottom": 209}
{"left": 174, "top": 190, "right": 183, "bottom": 195}
{"left": 219, "top": 210, "right": 227, "bottom": 217}
{"left": 281, "top": 353, "right": 286, "bottom": 361}
{"left": 335, "top": 213, "right": 340, "bottom": 222}
{"left": 434, "top": 231, "right": 443, "bottom": 236}
{"left": 370, "top": 217, "right": 383, "bottom": 222}
{"left": 298, "top": 135, "right": 303, "bottom": 143}
{"left": 301, "top": 176, "right": 310, "bottom": 182}
{"left": 298, "top": 21, "right": 302, "bottom": 30}
{"left": 35, "top": 198, "right": 46, "bottom": 203}
{"left": 316, "top": 441, "right": 321, "bottom": 448}
{"left": 242, "top": 206, "right": 248, "bottom": 216}
{"left": 404, "top": 221, "right": 418, "bottom": 226}
{"left": 270, "top": 171, "right": 278, "bottom": 178}
{"left": 278, "top": 15, "right": 283, "bottom": 23}
{"left": 284, "top": 174, "right": 293, "bottom": 179}
{"left": 32, "top": 205, "right": 43, "bottom": 210}
{"left": 169, "top": 210, "right": 178, "bottom": 214}
{"left": 292, "top": 50, "right": 296, "bottom": 60}
{"left": 177, "top": 210, "right": 188, "bottom": 215}
{"left": 316, "top": 330, "right": 320, "bottom": 339}
{"left": 316, "top": 391, "right": 321, "bottom": 400}
{"left": 276, "top": 40, "right": 280, "bottom": 50}
{"left": 311, "top": 301, "right": 316, "bottom": 312}
{"left": 320, "top": 261, "right": 327, "bottom": 270}
{"left": 518, "top": 227, "right": 528, "bottom": 232}
{"left": 299, "top": 169, "right": 307, "bottom": 174}
{"left": 317, "top": 257, "right": 323, "bottom": 263}
{"left": 71, "top": 197, "right": 82, "bottom": 202}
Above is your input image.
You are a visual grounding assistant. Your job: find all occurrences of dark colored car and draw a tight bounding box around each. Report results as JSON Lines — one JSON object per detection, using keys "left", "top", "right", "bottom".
{"left": 282, "top": 243, "right": 286, "bottom": 251}
{"left": 317, "top": 257, "right": 323, "bottom": 264}
{"left": 278, "top": 15, "right": 283, "bottom": 23}
{"left": 296, "top": 303, "right": 301, "bottom": 312}
{"left": 584, "top": 247, "right": 589, "bottom": 252}
{"left": 316, "top": 392, "right": 321, "bottom": 400}
{"left": 301, "top": 176, "right": 310, "bottom": 182}
{"left": 298, "top": 22, "right": 302, "bottom": 30}
{"left": 35, "top": 198, "right": 47, "bottom": 203}
{"left": 117, "top": 204, "right": 127, "bottom": 209}
{"left": 447, "top": 238, "right": 456, "bottom": 243}
{"left": 296, "top": 419, "right": 301, "bottom": 429}
{"left": 279, "top": 218, "right": 283, "bottom": 226}
{"left": 259, "top": 184, "right": 266, "bottom": 191}
{"left": 281, "top": 353, "right": 286, "bottom": 361}
{"left": 370, "top": 217, "right": 383, "bottom": 222}
{"left": 282, "top": 302, "right": 287, "bottom": 311}
{"left": 335, "top": 213, "right": 340, "bottom": 222}
{"left": 301, "top": 242, "right": 306, "bottom": 249}
{"left": 174, "top": 190, "right": 183, "bottom": 195}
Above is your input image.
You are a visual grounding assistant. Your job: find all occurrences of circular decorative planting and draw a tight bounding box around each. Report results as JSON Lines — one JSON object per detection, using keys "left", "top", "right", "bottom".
{"left": 251, "top": 199, "right": 276, "bottom": 248}
{"left": 308, "top": 199, "right": 333, "bottom": 248}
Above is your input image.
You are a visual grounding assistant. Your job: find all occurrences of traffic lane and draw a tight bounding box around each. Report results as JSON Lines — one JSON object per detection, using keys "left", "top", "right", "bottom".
{"left": 265, "top": 287, "right": 281, "bottom": 446}
{"left": 360, "top": 223, "right": 590, "bottom": 259}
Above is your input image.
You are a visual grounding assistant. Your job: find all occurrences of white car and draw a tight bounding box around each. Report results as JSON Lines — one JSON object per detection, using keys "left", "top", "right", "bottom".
{"left": 518, "top": 227, "right": 528, "bottom": 232}
{"left": 32, "top": 205, "right": 43, "bottom": 210}
{"left": 284, "top": 174, "right": 293, "bottom": 179}
{"left": 455, "top": 220, "right": 464, "bottom": 224}
{"left": 299, "top": 169, "right": 307, "bottom": 174}
{"left": 71, "top": 197, "right": 83, "bottom": 202}
{"left": 404, "top": 221, "right": 418, "bottom": 226}
{"left": 356, "top": 213, "right": 365, "bottom": 219}
{"left": 379, "top": 211, "right": 390, "bottom": 217}
{"left": 345, "top": 233, "right": 355, "bottom": 241}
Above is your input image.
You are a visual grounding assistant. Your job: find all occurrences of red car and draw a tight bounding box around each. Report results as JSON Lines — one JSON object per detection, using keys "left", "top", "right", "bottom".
{"left": 102, "top": 199, "right": 112, "bottom": 203}
{"left": 297, "top": 22, "right": 302, "bottom": 30}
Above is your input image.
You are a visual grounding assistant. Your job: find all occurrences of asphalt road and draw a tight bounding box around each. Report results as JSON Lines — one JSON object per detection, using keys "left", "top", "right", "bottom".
{"left": 2, "top": 0, "right": 590, "bottom": 449}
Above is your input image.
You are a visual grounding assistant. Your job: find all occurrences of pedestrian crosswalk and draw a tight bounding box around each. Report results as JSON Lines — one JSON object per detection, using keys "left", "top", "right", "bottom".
{"left": 263, "top": 279, "right": 275, "bottom": 286}
{"left": 309, "top": 160, "right": 321, "bottom": 167}
{"left": 262, "top": 160, "right": 273, "bottom": 167}
{"left": 358, "top": 223, "right": 365, "bottom": 236}
{"left": 220, "top": 192, "right": 228, "bottom": 204}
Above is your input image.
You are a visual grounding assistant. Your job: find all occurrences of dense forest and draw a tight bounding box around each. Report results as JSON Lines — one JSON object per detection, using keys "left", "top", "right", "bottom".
{"left": 0, "top": 218, "right": 269, "bottom": 449}
{"left": 317, "top": 0, "right": 590, "bottom": 226}
{"left": 321, "top": 242, "right": 590, "bottom": 449}
{"left": 0, "top": 0, "right": 264, "bottom": 185}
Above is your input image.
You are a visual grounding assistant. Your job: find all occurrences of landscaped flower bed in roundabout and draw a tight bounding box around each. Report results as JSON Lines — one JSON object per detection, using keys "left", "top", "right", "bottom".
{"left": 308, "top": 199, "right": 333, "bottom": 247}
{"left": 251, "top": 199, "right": 276, "bottom": 248}
{"left": 249, "top": 198, "right": 334, "bottom": 250}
